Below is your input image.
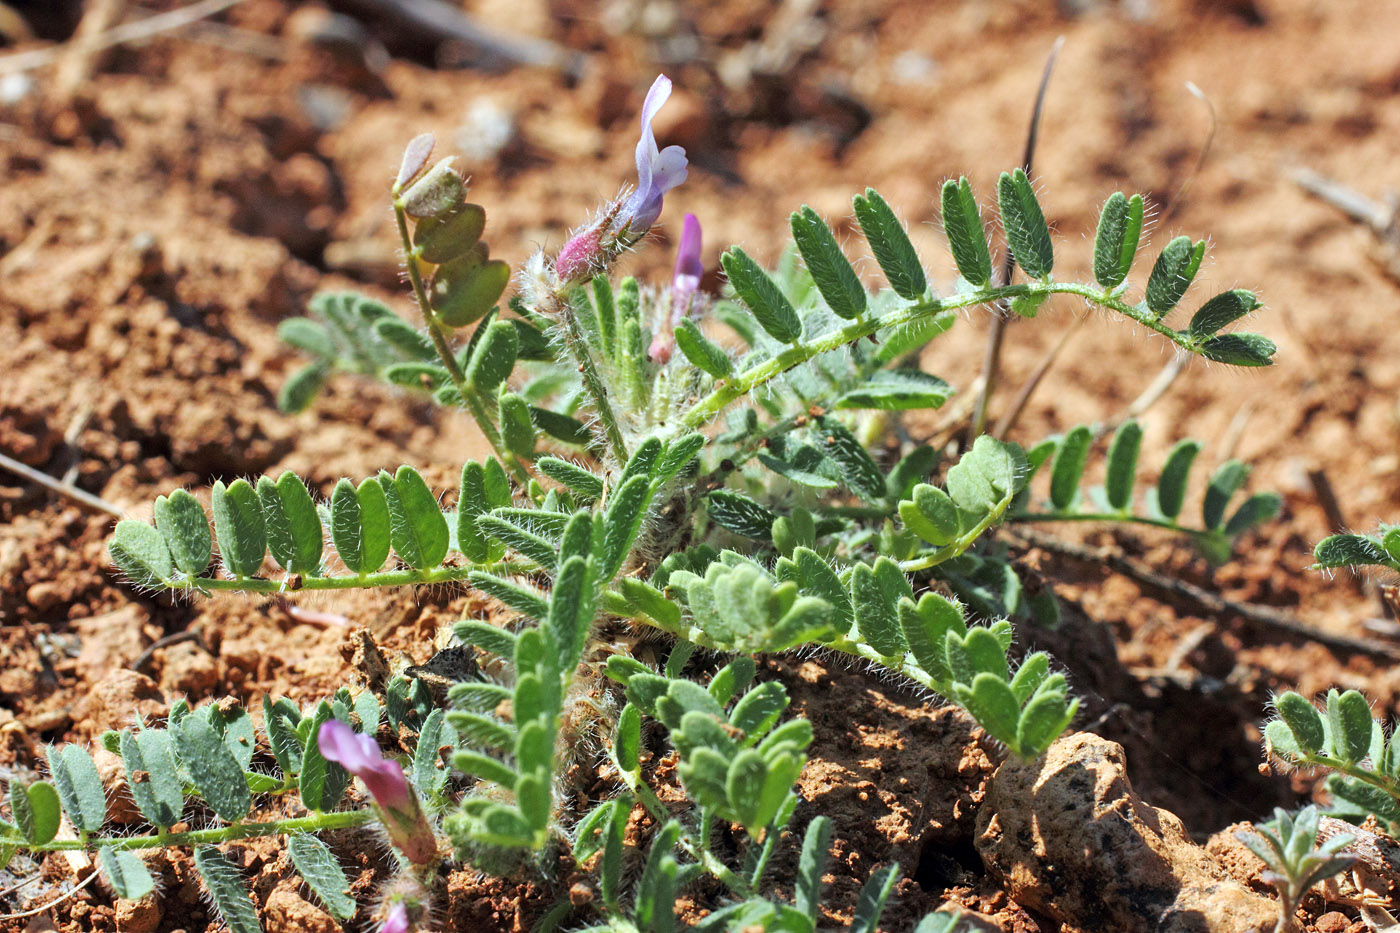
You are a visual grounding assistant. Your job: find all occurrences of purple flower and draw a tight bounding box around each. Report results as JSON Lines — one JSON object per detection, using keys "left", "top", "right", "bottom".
{"left": 383, "top": 902, "right": 409, "bottom": 933}
{"left": 552, "top": 75, "right": 688, "bottom": 286}
{"left": 671, "top": 212, "right": 703, "bottom": 318}
{"left": 318, "top": 719, "right": 437, "bottom": 866}
{"left": 617, "top": 75, "right": 688, "bottom": 238}
{"left": 649, "top": 213, "right": 705, "bottom": 364}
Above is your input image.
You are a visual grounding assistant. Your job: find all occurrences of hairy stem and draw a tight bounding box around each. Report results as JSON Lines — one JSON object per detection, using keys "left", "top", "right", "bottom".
{"left": 546, "top": 289, "right": 631, "bottom": 465}
{"left": 8, "top": 808, "right": 376, "bottom": 853}
{"left": 160, "top": 559, "right": 537, "bottom": 594}
{"left": 1291, "top": 753, "right": 1400, "bottom": 800}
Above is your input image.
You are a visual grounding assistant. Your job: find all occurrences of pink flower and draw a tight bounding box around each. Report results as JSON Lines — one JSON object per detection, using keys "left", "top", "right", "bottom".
{"left": 383, "top": 902, "right": 409, "bottom": 933}
{"left": 318, "top": 719, "right": 437, "bottom": 866}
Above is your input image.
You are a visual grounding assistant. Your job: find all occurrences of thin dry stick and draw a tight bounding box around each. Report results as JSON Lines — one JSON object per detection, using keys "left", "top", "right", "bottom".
{"left": 1007, "top": 526, "right": 1400, "bottom": 661}
{"left": 970, "top": 34, "right": 1064, "bottom": 443}
{"left": 0, "top": 868, "right": 99, "bottom": 922}
{"left": 0, "top": 0, "right": 244, "bottom": 76}
{"left": 992, "top": 81, "right": 1217, "bottom": 442}
{"left": 0, "top": 450, "right": 124, "bottom": 518}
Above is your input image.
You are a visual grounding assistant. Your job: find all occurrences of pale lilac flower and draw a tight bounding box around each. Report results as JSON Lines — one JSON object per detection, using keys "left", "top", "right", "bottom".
{"left": 617, "top": 75, "right": 688, "bottom": 237}
{"left": 318, "top": 719, "right": 437, "bottom": 866}
{"left": 553, "top": 75, "right": 688, "bottom": 286}
{"left": 383, "top": 902, "right": 409, "bottom": 933}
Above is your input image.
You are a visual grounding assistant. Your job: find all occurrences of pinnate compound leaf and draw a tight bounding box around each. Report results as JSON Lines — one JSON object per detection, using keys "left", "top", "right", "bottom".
{"left": 1104, "top": 420, "right": 1142, "bottom": 511}
{"left": 721, "top": 247, "right": 801, "bottom": 344}
{"left": 1093, "top": 192, "right": 1144, "bottom": 288}
{"left": 285, "top": 834, "right": 356, "bottom": 921}
{"left": 212, "top": 479, "right": 266, "bottom": 578}
{"left": 674, "top": 318, "right": 734, "bottom": 378}
{"left": 46, "top": 744, "right": 106, "bottom": 833}
{"left": 1049, "top": 426, "right": 1093, "bottom": 511}
{"left": 1198, "top": 332, "right": 1277, "bottom": 367}
{"left": 997, "top": 169, "right": 1054, "bottom": 280}
{"left": 194, "top": 846, "right": 261, "bottom": 933}
{"left": 854, "top": 188, "right": 927, "bottom": 300}
{"left": 109, "top": 520, "right": 173, "bottom": 587}
{"left": 99, "top": 847, "right": 154, "bottom": 901}
{"left": 1189, "top": 289, "right": 1260, "bottom": 339}
{"left": 154, "top": 490, "right": 212, "bottom": 576}
{"left": 941, "top": 177, "right": 993, "bottom": 287}
{"left": 791, "top": 206, "right": 866, "bottom": 320}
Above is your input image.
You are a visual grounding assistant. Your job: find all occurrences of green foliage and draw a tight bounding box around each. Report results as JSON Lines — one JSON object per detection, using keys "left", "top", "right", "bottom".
{"left": 1006, "top": 419, "right": 1280, "bottom": 562}
{"left": 1263, "top": 689, "right": 1400, "bottom": 833}
{"left": 1313, "top": 522, "right": 1400, "bottom": 572}
{"left": 1235, "top": 805, "right": 1357, "bottom": 928}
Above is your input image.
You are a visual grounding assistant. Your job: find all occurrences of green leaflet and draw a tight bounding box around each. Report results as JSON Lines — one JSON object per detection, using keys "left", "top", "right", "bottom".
{"left": 1104, "top": 420, "right": 1142, "bottom": 512}
{"left": 433, "top": 248, "right": 511, "bottom": 329}
{"left": 465, "top": 320, "right": 519, "bottom": 391}
{"left": 46, "top": 744, "right": 106, "bottom": 833}
{"left": 1199, "top": 332, "right": 1277, "bottom": 366}
{"left": 1202, "top": 459, "right": 1248, "bottom": 531}
{"left": 277, "top": 317, "right": 337, "bottom": 359}
{"left": 1144, "top": 235, "right": 1203, "bottom": 318}
{"left": 257, "top": 471, "right": 322, "bottom": 574}
{"left": 1314, "top": 533, "right": 1394, "bottom": 570}
{"left": 99, "top": 847, "right": 155, "bottom": 901}
{"left": 853, "top": 188, "right": 926, "bottom": 300}
{"left": 1274, "top": 692, "right": 1325, "bottom": 756}
{"left": 1048, "top": 426, "right": 1093, "bottom": 511}
{"left": 851, "top": 864, "right": 901, "bottom": 933}
{"left": 790, "top": 206, "right": 866, "bottom": 320}
{"left": 173, "top": 714, "right": 251, "bottom": 822}
{"left": 601, "top": 475, "right": 651, "bottom": 580}
{"left": 288, "top": 834, "right": 356, "bottom": 920}
{"left": 816, "top": 415, "right": 886, "bottom": 503}
{"left": 194, "top": 846, "right": 261, "bottom": 933}
{"left": 537, "top": 456, "right": 604, "bottom": 503}
{"left": 498, "top": 391, "right": 537, "bottom": 457}
{"left": 109, "top": 520, "right": 173, "bottom": 587}
{"left": 378, "top": 466, "right": 449, "bottom": 570}
{"left": 414, "top": 200, "right": 486, "bottom": 264}
{"left": 212, "top": 479, "right": 266, "bottom": 578}
{"left": 796, "top": 815, "right": 834, "bottom": 922}
{"left": 278, "top": 363, "right": 328, "bottom": 414}
{"left": 1154, "top": 439, "right": 1200, "bottom": 521}
{"left": 299, "top": 701, "right": 349, "bottom": 812}
{"left": 121, "top": 729, "right": 184, "bottom": 828}
{"left": 997, "top": 169, "right": 1054, "bottom": 280}
{"left": 721, "top": 247, "right": 802, "bottom": 344}
{"left": 941, "top": 177, "right": 992, "bottom": 287}
{"left": 833, "top": 370, "right": 952, "bottom": 411}
{"left": 1092, "top": 192, "right": 1143, "bottom": 289}
{"left": 707, "top": 491, "right": 775, "bottom": 540}
{"left": 674, "top": 318, "right": 733, "bottom": 378}
{"left": 850, "top": 560, "right": 907, "bottom": 656}
{"left": 153, "top": 489, "right": 212, "bottom": 576}
{"left": 1188, "top": 289, "right": 1260, "bottom": 339}
{"left": 9, "top": 781, "right": 60, "bottom": 846}
{"left": 373, "top": 316, "right": 436, "bottom": 361}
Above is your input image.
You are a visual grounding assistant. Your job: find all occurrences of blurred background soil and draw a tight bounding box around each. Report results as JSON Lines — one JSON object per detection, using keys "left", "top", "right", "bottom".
{"left": 2, "top": 0, "right": 1400, "bottom": 929}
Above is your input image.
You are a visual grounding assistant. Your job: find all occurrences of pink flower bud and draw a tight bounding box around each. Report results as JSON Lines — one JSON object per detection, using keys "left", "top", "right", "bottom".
{"left": 383, "top": 902, "right": 409, "bottom": 933}
{"left": 318, "top": 720, "right": 437, "bottom": 866}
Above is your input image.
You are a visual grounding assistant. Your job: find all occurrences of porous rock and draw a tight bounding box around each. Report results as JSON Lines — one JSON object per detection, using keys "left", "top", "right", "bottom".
{"left": 974, "top": 732, "right": 1278, "bottom": 933}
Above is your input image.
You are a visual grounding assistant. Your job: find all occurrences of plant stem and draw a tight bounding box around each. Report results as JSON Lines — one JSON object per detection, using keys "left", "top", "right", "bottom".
{"left": 1294, "top": 753, "right": 1400, "bottom": 800}
{"left": 548, "top": 289, "right": 630, "bottom": 466}
{"left": 898, "top": 492, "right": 1015, "bottom": 574}
{"left": 391, "top": 198, "right": 526, "bottom": 483}
{"left": 10, "top": 808, "right": 376, "bottom": 853}
{"left": 679, "top": 281, "right": 1209, "bottom": 433}
{"left": 1010, "top": 510, "right": 1207, "bottom": 537}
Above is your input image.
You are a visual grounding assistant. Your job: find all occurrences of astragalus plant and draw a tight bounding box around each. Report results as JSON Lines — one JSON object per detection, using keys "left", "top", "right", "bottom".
{"left": 5, "top": 75, "right": 1300, "bottom": 932}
